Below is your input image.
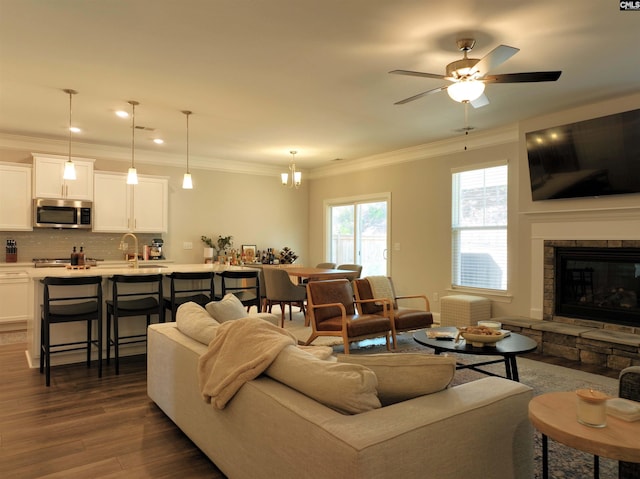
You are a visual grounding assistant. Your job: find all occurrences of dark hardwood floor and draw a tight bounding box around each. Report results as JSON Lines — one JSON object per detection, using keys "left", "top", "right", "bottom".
{"left": 0, "top": 342, "right": 226, "bottom": 479}
{"left": 0, "top": 340, "right": 621, "bottom": 478}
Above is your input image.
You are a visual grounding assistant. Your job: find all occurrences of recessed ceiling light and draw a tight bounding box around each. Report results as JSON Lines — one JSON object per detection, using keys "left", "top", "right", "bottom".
{"left": 153, "top": 138, "right": 164, "bottom": 145}
{"left": 69, "top": 126, "right": 81, "bottom": 133}
{"left": 115, "top": 110, "right": 129, "bottom": 118}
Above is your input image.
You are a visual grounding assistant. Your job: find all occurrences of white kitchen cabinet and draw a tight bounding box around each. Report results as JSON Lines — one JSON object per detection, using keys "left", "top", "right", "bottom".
{"left": 0, "top": 163, "right": 32, "bottom": 231}
{"left": 93, "top": 172, "right": 168, "bottom": 233}
{"left": 0, "top": 270, "right": 30, "bottom": 331}
{"left": 32, "top": 154, "right": 94, "bottom": 200}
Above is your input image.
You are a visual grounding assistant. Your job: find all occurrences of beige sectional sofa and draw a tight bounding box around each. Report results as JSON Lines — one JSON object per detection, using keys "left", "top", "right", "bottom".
{"left": 147, "top": 304, "right": 534, "bottom": 479}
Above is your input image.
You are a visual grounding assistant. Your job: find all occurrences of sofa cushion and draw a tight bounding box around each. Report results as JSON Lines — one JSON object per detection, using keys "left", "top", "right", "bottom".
{"left": 205, "top": 293, "right": 248, "bottom": 322}
{"left": 176, "top": 301, "right": 221, "bottom": 345}
{"left": 266, "top": 345, "right": 381, "bottom": 414}
{"left": 337, "top": 353, "right": 455, "bottom": 406}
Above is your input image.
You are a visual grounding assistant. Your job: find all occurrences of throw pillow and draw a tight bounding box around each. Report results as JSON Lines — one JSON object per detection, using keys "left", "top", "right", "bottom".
{"left": 266, "top": 345, "right": 381, "bottom": 414}
{"left": 337, "top": 353, "right": 455, "bottom": 406}
{"left": 176, "top": 302, "right": 221, "bottom": 345}
{"left": 205, "top": 293, "right": 247, "bottom": 322}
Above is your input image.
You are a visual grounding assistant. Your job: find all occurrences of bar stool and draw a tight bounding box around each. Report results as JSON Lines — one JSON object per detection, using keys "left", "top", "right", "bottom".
{"left": 106, "top": 274, "right": 163, "bottom": 374}
{"left": 216, "top": 270, "right": 260, "bottom": 313}
{"left": 40, "top": 276, "right": 103, "bottom": 387}
{"left": 163, "top": 271, "right": 215, "bottom": 321}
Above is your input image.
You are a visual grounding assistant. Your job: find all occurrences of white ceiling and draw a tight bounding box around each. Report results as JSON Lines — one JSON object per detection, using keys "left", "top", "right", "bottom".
{"left": 0, "top": 0, "right": 638, "bottom": 173}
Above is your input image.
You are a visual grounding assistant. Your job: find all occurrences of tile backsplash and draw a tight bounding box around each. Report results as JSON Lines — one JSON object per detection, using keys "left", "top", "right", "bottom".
{"left": 1, "top": 230, "right": 161, "bottom": 263}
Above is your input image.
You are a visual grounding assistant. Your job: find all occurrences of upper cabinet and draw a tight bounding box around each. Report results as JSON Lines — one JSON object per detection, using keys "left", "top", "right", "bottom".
{"left": 93, "top": 172, "right": 168, "bottom": 233}
{"left": 0, "top": 163, "right": 32, "bottom": 231}
{"left": 32, "top": 154, "right": 94, "bottom": 200}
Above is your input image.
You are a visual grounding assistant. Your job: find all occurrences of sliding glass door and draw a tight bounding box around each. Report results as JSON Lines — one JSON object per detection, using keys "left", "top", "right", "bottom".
{"left": 326, "top": 194, "right": 390, "bottom": 277}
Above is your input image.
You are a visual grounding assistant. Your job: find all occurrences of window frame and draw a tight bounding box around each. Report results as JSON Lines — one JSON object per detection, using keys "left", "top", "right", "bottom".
{"left": 451, "top": 161, "right": 509, "bottom": 293}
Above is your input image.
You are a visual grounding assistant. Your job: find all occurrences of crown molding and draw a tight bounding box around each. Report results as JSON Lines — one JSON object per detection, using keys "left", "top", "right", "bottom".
{"left": 0, "top": 124, "right": 517, "bottom": 180}
{"left": 0, "top": 132, "right": 282, "bottom": 177}
{"left": 308, "top": 123, "right": 519, "bottom": 179}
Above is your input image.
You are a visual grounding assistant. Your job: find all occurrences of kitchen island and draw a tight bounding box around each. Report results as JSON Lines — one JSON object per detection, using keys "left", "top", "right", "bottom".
{"left": 23, "top": 262, "right": 262, "bottom": 368}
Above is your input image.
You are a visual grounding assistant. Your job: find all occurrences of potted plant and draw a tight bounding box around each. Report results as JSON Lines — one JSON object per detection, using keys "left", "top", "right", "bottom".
{"left": 201, "top": 236, "right": 215, "bottom": 262}
{"left": 216, "top": 235, "right": 233, "bottom": 254}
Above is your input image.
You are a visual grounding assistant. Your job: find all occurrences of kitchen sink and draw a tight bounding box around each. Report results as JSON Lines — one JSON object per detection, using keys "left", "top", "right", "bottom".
{"left": 136, "top": 264, "right": 168, "bottom": 269}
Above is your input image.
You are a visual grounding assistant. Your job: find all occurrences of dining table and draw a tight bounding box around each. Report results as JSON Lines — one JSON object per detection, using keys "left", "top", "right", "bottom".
{"left": 267, "top": 266, "right": 356, "bottom": 283}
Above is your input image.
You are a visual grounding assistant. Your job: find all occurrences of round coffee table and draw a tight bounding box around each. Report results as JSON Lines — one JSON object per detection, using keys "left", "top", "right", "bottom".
{"left": 529, "top": 391, "right": 640, "bottom": 479}
{"left": 413, "top": 326, "right": 538, "bottom": 381}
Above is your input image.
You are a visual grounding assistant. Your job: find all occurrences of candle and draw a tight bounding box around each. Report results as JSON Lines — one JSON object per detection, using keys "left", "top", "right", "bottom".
{"left": 576, "top": 389, "right": 608, "bottom": 428}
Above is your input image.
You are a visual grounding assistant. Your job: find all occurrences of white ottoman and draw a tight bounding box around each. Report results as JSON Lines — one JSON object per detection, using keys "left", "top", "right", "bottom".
{"left": 440, "top": 295, "right": 491, "bottom": 328}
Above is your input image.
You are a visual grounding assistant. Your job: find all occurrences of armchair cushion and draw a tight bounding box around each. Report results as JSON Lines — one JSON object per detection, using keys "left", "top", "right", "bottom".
{"left": 205, "top": 293, "right": 248, "bottom": 323}
{"left": 337, "top": 353, "right": 455, "bottom": 406}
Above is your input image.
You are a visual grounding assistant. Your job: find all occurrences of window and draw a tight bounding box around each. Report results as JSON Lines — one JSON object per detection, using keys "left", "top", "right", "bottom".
{"left": 326, "top": 194, "right": 390, "bottom": 277}
{"left": 452, "top": 164, "right": 508, "bottom": 291}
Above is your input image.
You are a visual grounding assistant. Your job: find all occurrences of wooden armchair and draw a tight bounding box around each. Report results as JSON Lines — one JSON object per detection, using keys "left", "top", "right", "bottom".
{"left": 353, "top": 276, "right": 434, "bottom": 346}
{"left": 305, "top": 279, "right": 393, "bottom": 354}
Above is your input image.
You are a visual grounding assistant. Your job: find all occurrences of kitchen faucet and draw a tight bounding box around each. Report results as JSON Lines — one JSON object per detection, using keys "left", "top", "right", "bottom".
{"left": 119, "top": 233, "right": 139, "bottom": 268}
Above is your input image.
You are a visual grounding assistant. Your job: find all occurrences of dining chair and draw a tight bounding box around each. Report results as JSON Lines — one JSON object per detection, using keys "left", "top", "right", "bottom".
{"left": 263, "top": 267, "right": 307, "bottom": 327}
{"left": 305, "top": 279, "right": 393, "bottom": 353}
{"left": 353, "top": 276, "right": 434, "bottom": 347}
{"left": 40, "top": 275, "right": 103, "bottom": 386}
{"left": 106, "top": 274, "right": 163, "bottom": 374}
{"left": 163, "top": 271, "right": 215, "bottom": 321}
{"left": 216, "top": 270, "right": 261, "bottom": 313}
{"left": 336, "top": 263, "right": 363, "bottom": 280}
{"left": 316, "top": 262, "right": 337, "bottom": 269}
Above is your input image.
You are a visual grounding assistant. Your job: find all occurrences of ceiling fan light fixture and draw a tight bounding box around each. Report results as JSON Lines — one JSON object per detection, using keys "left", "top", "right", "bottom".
{"left": 447, "top": 80, "right": 485, "bottom": 103}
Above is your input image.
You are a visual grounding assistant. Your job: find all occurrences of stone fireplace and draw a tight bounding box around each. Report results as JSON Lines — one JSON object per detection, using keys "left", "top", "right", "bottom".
{"left": 543, "top": 240, "right": 640, "bottom": 330}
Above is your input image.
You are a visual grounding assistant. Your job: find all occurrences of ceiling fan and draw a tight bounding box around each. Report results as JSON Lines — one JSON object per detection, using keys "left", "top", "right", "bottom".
{"left": 390, "top": 38, "right": 561, "bottom": 107}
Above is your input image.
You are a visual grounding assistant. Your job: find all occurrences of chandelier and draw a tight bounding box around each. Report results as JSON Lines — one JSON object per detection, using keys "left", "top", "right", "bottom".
{"left": 126, "top": 100, "right": 139, "bottom": 185}
{"left": 62, "top": 89, "right": 78, "bottom": 180}
{"left": 281, "top": 150, "right": 301, "bottom": 189}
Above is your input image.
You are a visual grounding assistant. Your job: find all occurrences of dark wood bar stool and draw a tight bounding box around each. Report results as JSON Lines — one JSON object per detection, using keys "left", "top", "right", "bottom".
{"left": 40, "top": 276, "right": 103, "bottom": 387}
{"left": 163, "top": 271, "right": 215, "bottom": 321}
{"left": 106, "top": 274, "right": 163, "bottom": 374}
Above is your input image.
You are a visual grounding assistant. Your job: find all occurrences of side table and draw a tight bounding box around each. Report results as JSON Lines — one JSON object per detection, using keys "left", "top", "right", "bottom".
{"left": 528, "top": 391, "right": 640, "bottom": 479}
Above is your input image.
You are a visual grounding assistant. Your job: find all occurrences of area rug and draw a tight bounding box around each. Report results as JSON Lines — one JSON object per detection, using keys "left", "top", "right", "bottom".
{"left": 282, "top": 311, "right": 621, "bottom": 479}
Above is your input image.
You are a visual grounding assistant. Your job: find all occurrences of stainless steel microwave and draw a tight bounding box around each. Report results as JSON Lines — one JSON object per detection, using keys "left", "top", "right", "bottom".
{"left": 33, "top": 198, "right": 92, "bottom": 229}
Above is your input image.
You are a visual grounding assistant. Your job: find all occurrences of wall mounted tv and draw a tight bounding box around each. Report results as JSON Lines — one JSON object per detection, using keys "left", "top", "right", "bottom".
{"left": 525, "top": 109, "right": 640, "bottom": 201}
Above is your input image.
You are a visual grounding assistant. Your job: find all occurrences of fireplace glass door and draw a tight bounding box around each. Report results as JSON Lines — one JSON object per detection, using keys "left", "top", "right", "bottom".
{"left": 555, "top": 247, "right": 640, "bottom": 326}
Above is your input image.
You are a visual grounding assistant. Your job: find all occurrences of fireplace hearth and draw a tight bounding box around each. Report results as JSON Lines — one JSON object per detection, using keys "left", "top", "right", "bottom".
{"left": 544, "top": 241, "right": 640, "bottom": 328}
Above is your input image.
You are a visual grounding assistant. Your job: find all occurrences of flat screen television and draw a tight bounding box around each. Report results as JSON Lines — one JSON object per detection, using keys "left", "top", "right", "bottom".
{"left": 525, "top": 109, "right": 640, "bottom": 201}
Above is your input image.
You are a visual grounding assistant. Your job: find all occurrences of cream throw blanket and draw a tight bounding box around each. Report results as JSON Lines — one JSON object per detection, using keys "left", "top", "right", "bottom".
{"left": 198, "top": 317, "right": 297, "bottom": 409}
{"left": 367, "top": 276, "right": 395, "bottom": 306}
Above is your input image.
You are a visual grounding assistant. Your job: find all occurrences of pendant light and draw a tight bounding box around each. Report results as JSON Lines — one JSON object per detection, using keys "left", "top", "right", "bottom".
{"left": 126, "top": 100, "right": 139, "bottom": 184}
{"left": 181, "top": 110, "right": 193, "bottom": 189}
{"left": 281, "top": 150, "right": 301, "bottom": 189}
{"left": 62, "top": 89, "right": 78, "bottom": 180}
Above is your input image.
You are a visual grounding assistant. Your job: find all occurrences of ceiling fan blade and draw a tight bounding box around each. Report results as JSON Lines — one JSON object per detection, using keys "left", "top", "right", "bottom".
{"left": 470, "top": 93, "right": 490, "bottom": 109}
{"left": 394, "top": 85, "right": 448, "bottom": 105}
{"left": 483, "top": 71, "right": 562, "bottom": 83}
{"left": 389, "top": 69, "right": 447, "bottom": 81}
{"left": 470, "top": 45, "right": 519, "bottom": 78}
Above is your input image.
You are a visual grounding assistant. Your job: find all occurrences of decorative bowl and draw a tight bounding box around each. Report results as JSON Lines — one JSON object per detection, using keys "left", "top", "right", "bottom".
{"left": 457, "top": 326, "right": 505, "bottom": 347}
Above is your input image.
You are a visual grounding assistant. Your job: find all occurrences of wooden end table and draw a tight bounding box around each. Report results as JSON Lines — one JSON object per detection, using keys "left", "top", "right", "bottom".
{"left": 528, "top": 391, "right": 640, "bottom": 479}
